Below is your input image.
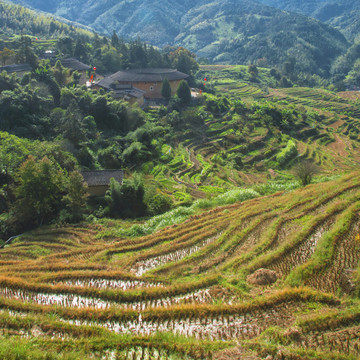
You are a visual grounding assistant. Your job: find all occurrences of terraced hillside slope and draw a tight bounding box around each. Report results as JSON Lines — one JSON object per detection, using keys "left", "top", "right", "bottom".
{"left": 2, "top": 173, "right": 360, "bottom": 359}
{"left": 150, "top": 65, "right": 360, "bottom": 199}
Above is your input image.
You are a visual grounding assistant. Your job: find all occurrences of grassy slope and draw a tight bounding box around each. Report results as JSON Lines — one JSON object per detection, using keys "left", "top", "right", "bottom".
{"left": 1, "top": 173, "right": 360, "bottom": 358}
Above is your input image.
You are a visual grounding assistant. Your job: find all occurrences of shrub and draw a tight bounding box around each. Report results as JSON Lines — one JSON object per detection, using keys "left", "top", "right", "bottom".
{"left": 146, "top": 192, "right": 173, "bottom": 216}
{"left": 176, "top": 80, "right": 191, "bottom": 105}
{"left": 293, "top": 160, "right": 319, "bottom": 186}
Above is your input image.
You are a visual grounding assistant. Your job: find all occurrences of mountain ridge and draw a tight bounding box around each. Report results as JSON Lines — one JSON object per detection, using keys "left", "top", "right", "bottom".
{"left": 5, "top": 0, "right": 350, "bottom": 76}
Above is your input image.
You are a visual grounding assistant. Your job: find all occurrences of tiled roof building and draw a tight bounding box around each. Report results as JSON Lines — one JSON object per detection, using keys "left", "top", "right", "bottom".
{"left": 0, "top": 64, "right": 32, "bottom": 74}
{"left": 94, "top": 68, "right": 188, "bottom": 100}
{"left": 60, "top": 58, "right": 92, "bottom": 72}
{"left": 81, "top": 170, "right": 123, "bottom": 197}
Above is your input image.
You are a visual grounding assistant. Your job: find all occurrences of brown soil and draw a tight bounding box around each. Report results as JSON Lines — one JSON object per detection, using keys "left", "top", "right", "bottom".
{"left": 328, "top": 119, "right": 345, "bottom": 129}
{"left": 327, "top": 134, "right": 348, "bottom": 157}
{"left": 239, "top": 172, "right": 262, "bottom": 185}
{"left": 337, "top": 91, "right": 360, "bottom": 101}
{"left": 297, "top": 141, "right": 307, "bottom": 155}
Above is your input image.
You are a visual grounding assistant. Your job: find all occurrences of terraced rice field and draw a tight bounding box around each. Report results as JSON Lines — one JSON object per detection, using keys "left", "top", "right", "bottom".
{"left": 2, "top": 173, "right": 360, "bottom": 358}
{"left": 151, "top": 67, "right": 360, "bottom": 197}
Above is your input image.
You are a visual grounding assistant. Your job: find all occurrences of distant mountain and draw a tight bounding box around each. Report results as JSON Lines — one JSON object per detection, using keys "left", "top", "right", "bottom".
{"left": 6, "top": 0, "right": 349, "bottom": 75}
{"left": 256, "top": 0, "right": 328, "bottom": 16}
{"left": 175, "top": 0, "right": 348, "bottom": 76}
{"left": 257, "top": 0, "right": 360, "bottom": 41}
{"left": 314, "top": 0, "right": 360, "bottom": 41}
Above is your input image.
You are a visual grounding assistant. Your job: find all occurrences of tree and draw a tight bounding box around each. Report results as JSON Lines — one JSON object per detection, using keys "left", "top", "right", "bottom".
{"left": 0, "top": 71, "right": 18, "bottom": 93}
{"left": 57, "top": 37, "right": 74, "bottom": 57}
{"left": 73, "top": 39, "right": 88, "bottom": 61}
{"left": 53, "top": 60, "right": 68, "bottom": 87}
{"left": 293, "top": 160, "right": 318, "bottom": 186}
{"left": 283, "top": 57, "right": 296, "bottom": 77}
{"left": 15, "top": 35, "right": 38, "bottom": 69}
{"left": 62, "top": 171, "right": 88, "bottom": 221}
{"left": 248, "top": 64, "right": 258, "bottom": 76}
{"left": 13, "top": 156, "right": 66, "bottom": 226}
{"left": 345, "top": 59, "right": 360, "bottom": 87}
{"left": 0, "top": 48, "right": 15, "bottom": 66}
{"left": 72, "top": 71, "right": 82, "bottom": 87}
{"left": 111, "top": 30, "right": 120, "bottom": 48}
{"left": 161, "top": 77, "right": 171, "bottom": 100}
{"left": 176, "top": 80, "right": 191, "bottom": 105}
{"left": 168, "top": 47, "right": 199, "bottom": 76}
{"left": 60, "top": 100, "right": 87, "bottom": 146}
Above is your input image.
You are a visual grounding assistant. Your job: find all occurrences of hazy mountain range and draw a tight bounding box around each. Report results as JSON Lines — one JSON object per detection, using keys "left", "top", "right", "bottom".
{"left": 5, "top": 0, "right": 358, "bottom": 75}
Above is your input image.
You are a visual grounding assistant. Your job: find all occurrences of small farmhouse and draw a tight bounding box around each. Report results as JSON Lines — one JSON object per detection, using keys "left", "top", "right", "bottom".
{"left": 60, "top": 58, "right": 91, "bottom": 72}
{"left": 94, "top": 68, "right": 189, "bottom": 101}
{"left": 0, "top": 63, "right": 32, "bottom": 75}
{"left": 81, "top": 170, "right": 123, "bottom": 197}
{"left": 60, "top": 58, "right": 92, "bottom": 85}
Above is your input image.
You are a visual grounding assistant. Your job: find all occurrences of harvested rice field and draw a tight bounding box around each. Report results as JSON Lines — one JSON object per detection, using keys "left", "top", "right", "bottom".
{"left": 2, "top": 173, "right": 360, "bottom": 359}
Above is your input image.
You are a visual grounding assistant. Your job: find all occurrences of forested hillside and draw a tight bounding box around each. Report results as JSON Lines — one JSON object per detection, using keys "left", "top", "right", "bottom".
{"left": 0, "top": 1, "right": 94, "bottom": 38}
{"left": 6, "top": 0, "right": 350, "bottom": 75}
{"left": 176, "top": 0, "right": 348, "bottom": 77}
{"left": 314, "top": 0, "right": 360, "bottom": 42}
{"left": 257, "top": 0, "right": 360, "bottom": 42}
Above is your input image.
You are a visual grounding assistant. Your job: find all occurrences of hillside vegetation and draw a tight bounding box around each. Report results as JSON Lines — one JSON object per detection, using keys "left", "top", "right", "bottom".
{"left": 3, "top": 59, "right": 360, "bottom": 239}
{"left": 258, "top": 0, "right": 360, "bottom": 42}
{"left": 1, "top": 173, "right": 360, "bottom": 358}
{"left": 0, "top": 1, "right": 94, "bottom": 39}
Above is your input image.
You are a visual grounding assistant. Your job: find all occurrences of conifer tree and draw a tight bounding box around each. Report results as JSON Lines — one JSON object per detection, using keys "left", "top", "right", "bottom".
{"left": 161, "top": 77, "right": 171, "bottom": 99}
{"left": 176, "top": 80, "right": 191, "bottom": 105}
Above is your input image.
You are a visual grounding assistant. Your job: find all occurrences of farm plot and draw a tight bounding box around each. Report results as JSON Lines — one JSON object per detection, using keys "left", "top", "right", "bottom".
{"left": 0, "top": 286, "right": 217, "bottom": 310}
{"left": 131, "top": 233, "right": 222, "bottom": 276}
{"left": 69, "top": 301, "right": 310, "bottom": 340}
{"left": 1, "top": 173, "right": 360, "bottom": 358}
{"left": 54, "top": 278, "right": 163, "bottom": 290}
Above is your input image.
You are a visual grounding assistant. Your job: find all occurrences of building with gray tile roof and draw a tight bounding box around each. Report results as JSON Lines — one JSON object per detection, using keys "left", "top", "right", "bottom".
{"left": 61, "top": 58, "right": 91, "bottom": 72}
{"left": 81, "top": 170, "right": 123, "bottom": 197}
{"left": 94, "top": 68, "right": 189, "bottom": 100}
{"left": 0, "top": 64, "right": 32, "bottom": 73}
